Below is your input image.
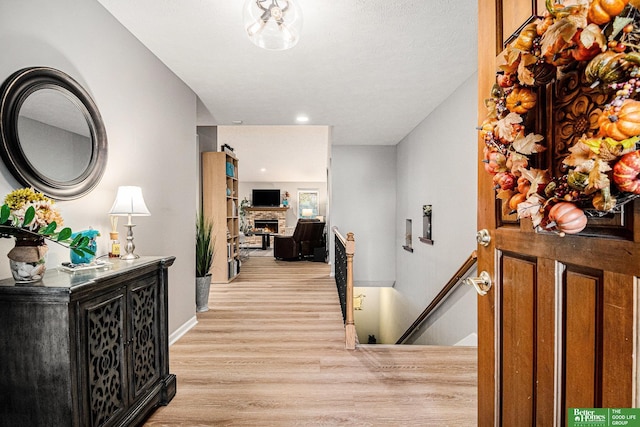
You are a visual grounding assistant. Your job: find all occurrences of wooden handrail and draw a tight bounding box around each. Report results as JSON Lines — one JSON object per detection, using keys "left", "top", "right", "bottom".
{"left": 332, "top": 226, "right": 346, "bottom": 246}
{"left": 395, "top": 250, "right": 478, "bottom": 345}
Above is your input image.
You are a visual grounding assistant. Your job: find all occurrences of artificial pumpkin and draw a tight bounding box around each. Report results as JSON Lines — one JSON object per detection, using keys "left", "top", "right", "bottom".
{"left": 508, "top": 192, "right": 527, "bottom": 211}
{"left": 517, "top": 175, "right": 531, "bottom": 195}
{"left": 479, "top": 118, "right": 497, "bottom": 140}
{"left": 597, "top": 99, "right": 640, "bottom": 141}
{"left": 506, "top": 88, "right": 537, "bottom": 114}
{"left": 588, "top": 0, "right": 629, "bottom": 25}
{"left": 483, "top": 150, "right": 506, "bottom": 175}
{"left": 548, "top": 202, "right": 588, "bottom": 235}
{"left": 493, "top": 172, "right": 516, "bottom": 191}
{"left": 585, "top": 51, "right": 629, "bottom": 85}
{"left": 512, "top": 22, "right": 538, "bottom": 51}
{"left": 613, "top": 150, "right": 640, "bottom": 193}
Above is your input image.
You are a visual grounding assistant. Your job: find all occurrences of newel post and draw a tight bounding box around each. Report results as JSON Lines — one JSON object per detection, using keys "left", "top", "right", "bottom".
{"left": 345, "top": 232, "right": 356, "bottom": 350}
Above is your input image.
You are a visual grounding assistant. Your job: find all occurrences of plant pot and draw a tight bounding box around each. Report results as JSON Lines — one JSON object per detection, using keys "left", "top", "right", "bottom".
{"left": 7, "top": 235, "right": 48, "bottom": 284}
{"left": 196, "top": 274, "right": 212, "bottom": 312}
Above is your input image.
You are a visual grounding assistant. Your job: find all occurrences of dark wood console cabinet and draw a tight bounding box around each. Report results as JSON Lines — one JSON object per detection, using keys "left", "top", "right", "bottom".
{"left": 0, "top": 256, "right": 176, "bottom": 427}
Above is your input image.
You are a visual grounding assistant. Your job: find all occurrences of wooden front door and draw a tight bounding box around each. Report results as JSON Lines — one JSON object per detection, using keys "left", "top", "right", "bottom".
{"left": 477, "top": 1, "right": 639, "bottom": 425}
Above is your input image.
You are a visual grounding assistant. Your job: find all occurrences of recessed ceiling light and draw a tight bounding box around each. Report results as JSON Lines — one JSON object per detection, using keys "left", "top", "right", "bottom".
{"left": 232, "top": 120, "right": 243, "bottom": 125}
{"left": 296, "top": 115, "right": 309, "bottom": 123}
{"left": 260, "top": 168, "right": 267, "bottom": 172}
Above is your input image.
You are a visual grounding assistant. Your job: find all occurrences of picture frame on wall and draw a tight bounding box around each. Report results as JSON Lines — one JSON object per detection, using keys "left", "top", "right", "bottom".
{"left": 297, "top": 190, "right": 319, "bottom": 218}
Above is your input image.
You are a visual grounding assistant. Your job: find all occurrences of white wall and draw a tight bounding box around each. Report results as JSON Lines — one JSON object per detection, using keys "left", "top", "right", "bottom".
{"left": 1, "top": 0, "right": 198, "bottom": 335}
{"left": 331, "top": 146, "right": 396, "bottom": 287}
{"left": 217, "top": 125, "right": 329, "bottom": 182}
{"left": 379, "top": 73, "right": 479, "bottom": 345}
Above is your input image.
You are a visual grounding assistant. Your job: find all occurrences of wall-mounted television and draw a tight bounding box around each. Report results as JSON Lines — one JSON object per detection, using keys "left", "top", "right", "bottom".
{"left": 252, "top": 189, "right": 280, "bottom": 207}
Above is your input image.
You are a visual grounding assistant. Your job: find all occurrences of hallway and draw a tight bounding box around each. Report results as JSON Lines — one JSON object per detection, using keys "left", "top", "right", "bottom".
{"left": 145, "top": 257, "right": 477, "bottom": 426}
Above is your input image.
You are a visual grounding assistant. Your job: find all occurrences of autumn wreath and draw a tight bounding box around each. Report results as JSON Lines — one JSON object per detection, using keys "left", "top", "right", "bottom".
{"left": 481, "top": 0, "right": 640, "bottom": 235}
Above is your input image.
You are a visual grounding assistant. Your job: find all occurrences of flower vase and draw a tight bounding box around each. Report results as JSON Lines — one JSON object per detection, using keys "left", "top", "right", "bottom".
{"left": 196, "top": 274, "right": 212, "bottom": 312}
{"left": 8, "top": 235, "right": 48, "bottom": 284}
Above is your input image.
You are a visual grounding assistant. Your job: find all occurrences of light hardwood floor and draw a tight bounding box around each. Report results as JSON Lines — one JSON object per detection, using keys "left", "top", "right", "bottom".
{"left": 145, "top": 257, "right": 477, "bottom": 426}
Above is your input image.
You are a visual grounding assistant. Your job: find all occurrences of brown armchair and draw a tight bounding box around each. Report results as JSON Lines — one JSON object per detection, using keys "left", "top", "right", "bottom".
{"left": 274, "top": 219, "right": 326, "bottom": 260}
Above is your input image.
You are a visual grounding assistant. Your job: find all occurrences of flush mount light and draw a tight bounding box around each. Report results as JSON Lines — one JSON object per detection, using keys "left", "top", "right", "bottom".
{"left": 296, "top": 115, "right": 309, "bottom": 123}
{"left": 243, "top": 0, "right": 303, "bottom": 51}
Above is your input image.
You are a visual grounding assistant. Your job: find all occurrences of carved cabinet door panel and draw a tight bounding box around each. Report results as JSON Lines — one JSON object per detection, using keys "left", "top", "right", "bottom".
{"left": 477, "top": 1, "right": 639, "bottom": 425}
{"left": 127, "top": 274, "right": 161, "bottom": 402}
{"left": 78, "top": 289, "right": 127, "bottom": 427}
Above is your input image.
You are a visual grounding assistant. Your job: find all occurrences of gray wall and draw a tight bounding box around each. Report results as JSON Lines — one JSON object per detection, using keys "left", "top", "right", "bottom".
{"left": 331, "top": 145, "right": 396, "bottom": 287}
{"left": 1, "top": 0, "right": 198, "bottom": 336}
{"left": 331, "top": 75, "right": 478, "bottom": 345}
{"left": 384, "top": 73, "right": 479, "bottom": 345}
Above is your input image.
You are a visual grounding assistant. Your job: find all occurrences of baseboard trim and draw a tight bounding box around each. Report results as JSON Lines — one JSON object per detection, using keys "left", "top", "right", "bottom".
{"left": 169, "top": 315, "right": 198, "bottom": 346}
{"left": 354, "top": 280, "right": 395, "bottom": 288}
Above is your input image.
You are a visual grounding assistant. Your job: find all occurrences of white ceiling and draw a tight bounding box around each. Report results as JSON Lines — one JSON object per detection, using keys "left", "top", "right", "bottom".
{"left": 97, "top": 0, "right": 478, "bottom": 147}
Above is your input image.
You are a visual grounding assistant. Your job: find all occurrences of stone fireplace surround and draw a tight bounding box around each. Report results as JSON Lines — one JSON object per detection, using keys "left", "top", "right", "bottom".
{"left": 244, "top": 207, "right": 288, "bottom": 247}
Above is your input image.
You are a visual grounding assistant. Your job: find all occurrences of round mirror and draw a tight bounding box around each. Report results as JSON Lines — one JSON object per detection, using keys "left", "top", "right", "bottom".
{"left": 0, "top": 67, "right": 107, "bottom": 200}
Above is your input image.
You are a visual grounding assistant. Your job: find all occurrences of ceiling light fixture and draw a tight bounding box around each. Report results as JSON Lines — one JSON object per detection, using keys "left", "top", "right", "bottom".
{"left": 296, "top": 115, "right": 309, "bottom": 123}
{"left": 243, "top": 0, "right": 303, "bottom": 51}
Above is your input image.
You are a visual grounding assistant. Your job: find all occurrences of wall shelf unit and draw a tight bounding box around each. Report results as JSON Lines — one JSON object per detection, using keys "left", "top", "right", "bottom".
{"left": 202, "top": 151, "right": 240, "bottom": 283}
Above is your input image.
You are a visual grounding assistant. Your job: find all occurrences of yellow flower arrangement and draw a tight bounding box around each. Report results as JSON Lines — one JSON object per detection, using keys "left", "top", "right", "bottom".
{"left": 3, "top": 188, "right": 63, "bottom": 230}
{"left": 0, "top": 187, "right": 93, "bottom": 257}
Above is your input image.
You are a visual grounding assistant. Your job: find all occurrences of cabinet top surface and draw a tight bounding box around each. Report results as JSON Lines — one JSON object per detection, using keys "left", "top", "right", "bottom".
{"left": 0, "top": 256, "right": 175, "bottom": 291}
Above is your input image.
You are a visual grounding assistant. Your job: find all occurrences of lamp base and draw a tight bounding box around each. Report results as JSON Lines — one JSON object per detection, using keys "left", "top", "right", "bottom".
{"left": 120, "top": 223, "right": 139, "bottom": 260}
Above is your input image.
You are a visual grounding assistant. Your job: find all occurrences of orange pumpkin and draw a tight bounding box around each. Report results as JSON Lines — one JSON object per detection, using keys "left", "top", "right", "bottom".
{"left": 548, "top": 202, "right": 588, "bottom": 235}
{"left": 517, "top": 175, "right": 531, "bottom": 195}
{"left": 613, "top": 150, "right": 640, "bottom": 193}
{"left": 506, "top": 88, "right": 537, "bottom": 114}
{"left": 509, "top": 193, "right": 527, "bottom": 211}
{"left": 597, "top": 99, "right": 640, "bottom": 141}
{"left": 588, "top": 0, "right": 629, "bottom": 25}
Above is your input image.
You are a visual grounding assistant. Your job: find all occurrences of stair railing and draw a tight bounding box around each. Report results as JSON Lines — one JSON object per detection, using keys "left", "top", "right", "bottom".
{"left": 333, "top": 226, "right": 356, "bottom": 350}
{"left": 395, "top": 250, "right": 478, "bottom": 345}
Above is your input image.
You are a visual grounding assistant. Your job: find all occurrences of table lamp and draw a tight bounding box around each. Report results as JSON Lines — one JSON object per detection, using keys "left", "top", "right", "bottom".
{"left": 301, "top": 208, "right": 313, "bottom": 218}
{"left": 109, "top": 186, "right": 151, "bottom": 260}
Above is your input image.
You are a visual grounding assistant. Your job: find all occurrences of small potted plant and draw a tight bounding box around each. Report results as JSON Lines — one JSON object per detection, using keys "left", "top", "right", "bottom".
{"left": 195, "top": 210, "right": 214, "bottom": 312}
{"left": 0, "top": 187, "right": 94, "bottom": 283}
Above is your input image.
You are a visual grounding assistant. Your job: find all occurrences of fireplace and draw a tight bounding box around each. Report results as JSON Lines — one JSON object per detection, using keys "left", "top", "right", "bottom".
{"left": 254, "top": 219, "right": 279, "bottom": 233}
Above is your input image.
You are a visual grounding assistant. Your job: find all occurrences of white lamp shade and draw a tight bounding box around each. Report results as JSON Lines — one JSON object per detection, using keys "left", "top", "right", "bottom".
{"left": 301, "top": 208, "right": 313, "bottom": 218}
{"left": 109, "top": 186, "right": 151, "bottom": 216}
{"left": 243, "top": 0, "right": 303, "bottom": 51}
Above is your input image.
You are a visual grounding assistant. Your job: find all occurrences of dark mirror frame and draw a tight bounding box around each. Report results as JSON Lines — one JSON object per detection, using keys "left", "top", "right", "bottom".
{"left": 0, "top": 67, "right": 108, "bottom": 200}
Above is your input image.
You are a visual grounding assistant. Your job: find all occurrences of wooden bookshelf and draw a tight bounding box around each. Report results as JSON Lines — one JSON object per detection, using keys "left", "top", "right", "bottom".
{"left": 202, "top": 151, "right": 240, "bottom": 283}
